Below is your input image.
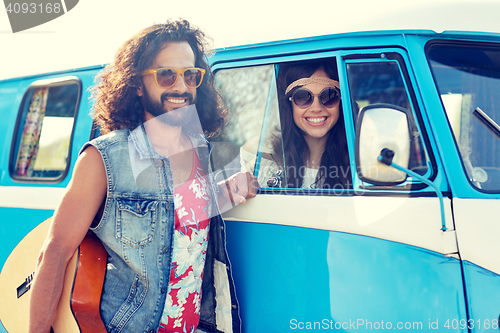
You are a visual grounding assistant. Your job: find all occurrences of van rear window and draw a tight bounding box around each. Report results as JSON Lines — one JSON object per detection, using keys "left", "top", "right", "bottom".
{"left": 10, "top": 79, "right": 80, "bottom": 181}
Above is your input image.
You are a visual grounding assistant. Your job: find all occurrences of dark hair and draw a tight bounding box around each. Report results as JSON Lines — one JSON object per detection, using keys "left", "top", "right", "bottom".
{"left": 91, "top": 19, "right": 225, "bottom": 136}
{"left": 275, "top": 59, "right": 351, "bottom": 189}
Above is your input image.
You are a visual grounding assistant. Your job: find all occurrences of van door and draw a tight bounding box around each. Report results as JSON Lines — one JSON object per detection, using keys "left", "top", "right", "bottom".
{"left": 0, "top": 69, "right": 99, "bottom": 333}
{"left": 426, "top": 40, "right": 500, "bottom": 332}
{"left": 211, "top": 49, "right": 468, "bottom": 331}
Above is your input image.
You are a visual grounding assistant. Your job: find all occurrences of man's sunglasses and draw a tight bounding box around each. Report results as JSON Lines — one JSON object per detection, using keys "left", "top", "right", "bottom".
{"left": 289, "top": 87, "right": 341, "bottom": 109}
{"left": 141, "top": 67, "right": 206, "bottom": 89}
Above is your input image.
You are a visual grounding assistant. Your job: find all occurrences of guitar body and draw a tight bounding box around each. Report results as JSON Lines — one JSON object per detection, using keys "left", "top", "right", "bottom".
{"left": 0, "top": 218, "right": 108, "bottom": 333}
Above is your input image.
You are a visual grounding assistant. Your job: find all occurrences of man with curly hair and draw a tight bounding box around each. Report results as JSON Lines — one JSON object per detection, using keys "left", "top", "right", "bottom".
{"left": 28, "top": 19, "right": 256, "bottom": 333}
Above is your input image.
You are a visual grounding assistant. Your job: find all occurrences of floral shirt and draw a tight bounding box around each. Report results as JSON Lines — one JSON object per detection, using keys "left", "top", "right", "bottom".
{"left": 159, "top": 149, "right": 211, "bottom": 333}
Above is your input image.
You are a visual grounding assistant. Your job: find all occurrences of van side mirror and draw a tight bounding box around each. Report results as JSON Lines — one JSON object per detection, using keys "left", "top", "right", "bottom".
{"left": 355, "top": 104, "right": 412, "bottom": 185}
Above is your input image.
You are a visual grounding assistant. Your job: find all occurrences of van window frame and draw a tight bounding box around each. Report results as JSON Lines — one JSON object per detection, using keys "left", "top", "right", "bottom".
{"left": 341, "top": 50, "right": 438, "bottom": 192}
{"left": 9, "top": 76, "right": 82, "bottom": 183}
{"left": 213, "top": 52, "right": 360, "bottom": 196}
{"left": 211, "top": 47, "right": 437, "bottom": 196}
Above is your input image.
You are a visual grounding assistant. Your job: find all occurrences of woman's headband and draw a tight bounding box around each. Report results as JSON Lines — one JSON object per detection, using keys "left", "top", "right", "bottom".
{"left": 285, "top": 77, "right": 340, "bottom": 95}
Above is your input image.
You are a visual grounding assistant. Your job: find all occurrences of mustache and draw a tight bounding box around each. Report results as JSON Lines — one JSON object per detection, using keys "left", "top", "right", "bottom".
{"left": 161, "top": 92, "right": 194, "bottom": 104}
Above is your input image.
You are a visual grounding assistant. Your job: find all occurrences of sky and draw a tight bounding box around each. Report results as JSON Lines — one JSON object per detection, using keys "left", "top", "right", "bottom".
{"left": 1, "top": 0, "right": 500, "bottom": 80}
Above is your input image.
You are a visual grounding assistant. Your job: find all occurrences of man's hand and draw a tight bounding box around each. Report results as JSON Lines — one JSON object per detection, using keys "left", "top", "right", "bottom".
{"left": 218, "top": 171, "right": 258, "bottom": 207}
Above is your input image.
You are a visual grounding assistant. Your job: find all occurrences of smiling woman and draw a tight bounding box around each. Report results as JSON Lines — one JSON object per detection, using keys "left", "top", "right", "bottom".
{"left": 289, "top": 70, "right": 341, "bottom": 151}
{"left": 276, "top": 59, "right": 351, "bottom": 189}
{"left": 239, "top": 58, "right": 351, "bottom": 189}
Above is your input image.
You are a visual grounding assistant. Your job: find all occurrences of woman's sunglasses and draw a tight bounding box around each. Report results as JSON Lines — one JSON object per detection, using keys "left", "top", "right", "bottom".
{"left": 289, "top": 87, "right": 341, "bottom": 109}
{"left": 141, "top": 67, "right": 206, "bottom": 89}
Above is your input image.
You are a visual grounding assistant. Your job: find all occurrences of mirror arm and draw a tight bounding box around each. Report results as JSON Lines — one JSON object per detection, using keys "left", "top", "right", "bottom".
{"left": 473, "top": 107, "right": 500, "bottom": 139}
{"left": 378, "top": 149, "right": 447, "bottom": 231}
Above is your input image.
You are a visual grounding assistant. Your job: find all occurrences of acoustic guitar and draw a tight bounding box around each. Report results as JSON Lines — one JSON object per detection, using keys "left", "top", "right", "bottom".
{"left": 0, "top": 218, "right": 107, "bottom": 333}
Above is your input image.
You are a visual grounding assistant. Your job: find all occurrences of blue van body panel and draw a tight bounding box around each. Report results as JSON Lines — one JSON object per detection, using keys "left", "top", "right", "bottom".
{"left": 225, "top": 220, "right": 468, "bottom": 332}
{"left": 0, "top": 208, "right": 53, "bottom": 273}
{"left": 462, "top": 261, "right": 500, "bottom": 331}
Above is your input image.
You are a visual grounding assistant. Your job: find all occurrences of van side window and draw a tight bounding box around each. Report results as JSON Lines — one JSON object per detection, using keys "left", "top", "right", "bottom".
{"left": 275, "top": 58, "right": 351, "bottom": 190}
{"left": 10, "top": 80, "right": 80, "bottom": 181}
{"left": 346, "top": 57, "right": 430, "bottom": 178}
{"left": 213, "top": 65, "right": 283, "bottom": 184}
{"left": 214, "top": 58, "right": 353, "bottom": 192}
{"left": 427, "top": 42, "right": 500, "bottom": 192}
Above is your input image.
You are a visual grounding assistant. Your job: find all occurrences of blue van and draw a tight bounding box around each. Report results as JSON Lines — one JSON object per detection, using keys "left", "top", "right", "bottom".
{"left": 1, "top": 30, "right": 499, "bottom": 332}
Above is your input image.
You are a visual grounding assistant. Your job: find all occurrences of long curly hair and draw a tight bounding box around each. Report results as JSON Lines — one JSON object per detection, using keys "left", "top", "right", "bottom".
{"left": 91, "top": 19, "right": 225, "bottom": 136}
{"left": 275, "top": 59, "right": 351, "bottom": 189}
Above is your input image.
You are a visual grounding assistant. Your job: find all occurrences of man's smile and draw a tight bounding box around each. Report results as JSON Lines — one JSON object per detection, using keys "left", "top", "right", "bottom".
{"left": 165, "top": 97, "right": 188, "bottom": 104}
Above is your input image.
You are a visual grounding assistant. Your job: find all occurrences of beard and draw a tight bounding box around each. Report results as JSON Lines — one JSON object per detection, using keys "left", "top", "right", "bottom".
{"left": 142, "top": 89, "right": 195, "bottom": 127}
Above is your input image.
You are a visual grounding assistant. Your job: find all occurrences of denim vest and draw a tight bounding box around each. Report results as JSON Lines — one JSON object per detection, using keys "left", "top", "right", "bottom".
{"left": 80, "top": 127, "right": 241, "bottom": 333}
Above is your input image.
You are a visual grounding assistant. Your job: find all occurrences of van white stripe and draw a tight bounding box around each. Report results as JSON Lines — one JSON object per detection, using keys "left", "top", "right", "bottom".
{"left": 0, "top": 186, "right": 65, "bottom": 210}
{"left": 453, "top": 198, "right": 500, "bottom": 276}
{"left": 223, "top": 194, "right": 455, "bottom": 256}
